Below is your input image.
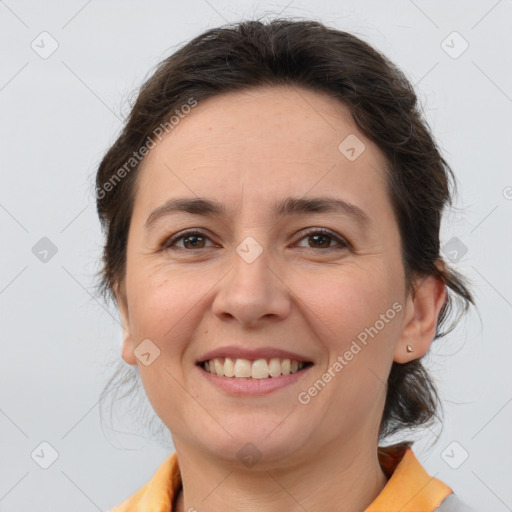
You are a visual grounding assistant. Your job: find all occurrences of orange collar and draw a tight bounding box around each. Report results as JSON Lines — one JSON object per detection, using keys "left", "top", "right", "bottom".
{"left": 365, "top": 444, "right": 453, "bottom": 510}
{"left": 110, "top": 444, "right": 453, "bottom": 511}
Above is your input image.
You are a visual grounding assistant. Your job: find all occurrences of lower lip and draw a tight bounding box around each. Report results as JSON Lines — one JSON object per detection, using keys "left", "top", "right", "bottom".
{"left": 197, "top": 364, "right": 313, "bottom": 395}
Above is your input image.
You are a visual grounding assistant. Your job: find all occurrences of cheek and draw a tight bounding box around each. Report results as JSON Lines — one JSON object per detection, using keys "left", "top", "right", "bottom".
{"left": 127, "top": 262, "right": 208, "bottom": 342}
{"left": 301, "top": 266, "right": 401, "bottom": 405}
{"left": 128, "top": 270, "right": 203, "bottom": 430}
{"left": 289, "top": 264, "right": 402, "bottom": 438}
{"left": 299, "top": 261, "right": 400, "bottom": 342}
{"left": 297, "top": 259, "right": 404, "bottom": 400}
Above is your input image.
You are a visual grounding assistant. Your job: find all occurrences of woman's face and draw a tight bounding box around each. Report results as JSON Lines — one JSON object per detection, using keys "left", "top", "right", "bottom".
{"left": 116, "top": 86, "right": 415, "bottom": 465}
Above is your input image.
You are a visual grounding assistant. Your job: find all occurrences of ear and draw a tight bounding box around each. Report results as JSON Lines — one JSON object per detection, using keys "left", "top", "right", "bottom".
{"left": 114, "top": 281, "right": 137, "bottom": 366}
{"left": 394, "top": 270, "right": 447, "bottom": 364}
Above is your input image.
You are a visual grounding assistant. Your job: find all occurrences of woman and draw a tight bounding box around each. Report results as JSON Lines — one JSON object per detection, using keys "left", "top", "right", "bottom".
{"left": 96, "top": 19, "right": 475, "bottom": 511}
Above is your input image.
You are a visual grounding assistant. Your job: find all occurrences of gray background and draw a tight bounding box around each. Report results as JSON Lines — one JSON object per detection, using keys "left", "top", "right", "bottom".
{"left": 1, "top": 0, "right": 511, "bottom": 510}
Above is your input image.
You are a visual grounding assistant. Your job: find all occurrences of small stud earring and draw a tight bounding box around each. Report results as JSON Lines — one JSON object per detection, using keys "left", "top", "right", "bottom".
{"left": 406, "top": 344, "right": 414, "bottom": 353}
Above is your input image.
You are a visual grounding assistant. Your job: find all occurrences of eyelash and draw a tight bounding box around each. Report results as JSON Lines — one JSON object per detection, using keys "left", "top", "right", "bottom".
{"left": 162, "top": 228, "right": 350, "bottom": 252}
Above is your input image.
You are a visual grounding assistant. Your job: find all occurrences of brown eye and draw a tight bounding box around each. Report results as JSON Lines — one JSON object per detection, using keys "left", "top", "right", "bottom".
{"left": 163, "top": 230, "right": 214, "bottom": 250}
{"left": 295, "top": 228, "right": 349, "bottom": 250}
{"left": 308, "top": 233, "right": 331, "bottom": 248}
{"left": 181, "top": 234, "right": 206, "bottom": 249}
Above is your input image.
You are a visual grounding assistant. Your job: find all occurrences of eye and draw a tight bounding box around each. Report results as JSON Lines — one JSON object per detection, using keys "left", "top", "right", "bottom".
{"left": 294, "top": 228, "right": 349, "bottom": 250}
{"left": 162, "top": 227, "right": 350, "bottom": 252}
{"left": 162, "top": 229, "right": 215, "bottom": 250}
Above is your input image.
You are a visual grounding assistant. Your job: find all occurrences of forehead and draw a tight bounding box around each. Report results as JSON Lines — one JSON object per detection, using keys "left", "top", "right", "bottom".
{"left": 134, "top": 86, "right": 390, "bottom": 217}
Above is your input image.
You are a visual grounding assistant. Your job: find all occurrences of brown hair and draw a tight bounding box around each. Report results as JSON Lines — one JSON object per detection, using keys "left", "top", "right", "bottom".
{"left": 95, "top": 18, "right": 473, "bottom": 442}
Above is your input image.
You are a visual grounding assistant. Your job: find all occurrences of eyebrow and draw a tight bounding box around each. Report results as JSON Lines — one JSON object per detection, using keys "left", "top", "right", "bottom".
{"left": 145, "top": 196, "right": 370, "bottom": 229}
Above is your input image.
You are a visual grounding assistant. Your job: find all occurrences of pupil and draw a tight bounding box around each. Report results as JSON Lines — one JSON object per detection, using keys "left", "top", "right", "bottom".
{"left": 185, "top": 235, "right": 204, "bottom": 248}
{"left": 311, "top": 234, "right": 329, "bottom": 248}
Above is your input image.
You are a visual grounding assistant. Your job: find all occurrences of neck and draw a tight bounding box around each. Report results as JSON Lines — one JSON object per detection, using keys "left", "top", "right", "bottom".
{"left": 173, "top": 439, "right": 388, "bottom": 512}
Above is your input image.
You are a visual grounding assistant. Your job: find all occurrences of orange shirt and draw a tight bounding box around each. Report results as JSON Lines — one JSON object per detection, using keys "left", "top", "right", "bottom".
{"left": 109, "top": 443, "right": 460, "bottom": 511}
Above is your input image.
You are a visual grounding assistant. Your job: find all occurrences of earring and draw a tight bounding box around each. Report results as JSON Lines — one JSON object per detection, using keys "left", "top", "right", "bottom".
{"left": 406, "top": 344, "right": 414, "bottom": 353}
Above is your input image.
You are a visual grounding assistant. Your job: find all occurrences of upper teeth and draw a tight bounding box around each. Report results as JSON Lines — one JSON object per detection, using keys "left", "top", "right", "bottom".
{"left": 203, "top": 357, "right": 306, "bottom": 379}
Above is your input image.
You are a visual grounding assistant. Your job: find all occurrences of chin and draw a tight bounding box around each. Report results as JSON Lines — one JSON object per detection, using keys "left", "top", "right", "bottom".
{"left": 198, "top": 423, "right": 310, "bottom": 468}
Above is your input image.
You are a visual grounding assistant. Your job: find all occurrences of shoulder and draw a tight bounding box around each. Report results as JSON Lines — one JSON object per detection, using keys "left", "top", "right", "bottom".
{"left": 108, "top": 452, "right": 181, "bottom": 512}
{"left": 434, "top": 493, "right": 478, "bottom": 512}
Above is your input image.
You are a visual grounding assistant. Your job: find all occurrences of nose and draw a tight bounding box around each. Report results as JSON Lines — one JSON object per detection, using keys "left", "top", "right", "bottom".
{"left": 211, "top": 245, "right": 291, "bottom": 327}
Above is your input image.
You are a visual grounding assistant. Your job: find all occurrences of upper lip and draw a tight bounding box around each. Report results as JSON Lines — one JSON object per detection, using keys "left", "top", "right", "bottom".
{"left": 197, "top": 346, "right": 312, "bottom": 363}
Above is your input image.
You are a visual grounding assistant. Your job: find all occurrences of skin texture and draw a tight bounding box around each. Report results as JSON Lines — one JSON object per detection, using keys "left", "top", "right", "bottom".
{"left": 115, "top": 86, "right": 447, "bottom": 512}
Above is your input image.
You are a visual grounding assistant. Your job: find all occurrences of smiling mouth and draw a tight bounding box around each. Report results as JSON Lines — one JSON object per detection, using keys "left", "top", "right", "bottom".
{"left": 198, "top": 357, "right": 313, "bottom": 379}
